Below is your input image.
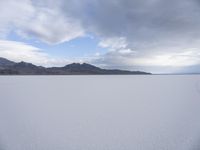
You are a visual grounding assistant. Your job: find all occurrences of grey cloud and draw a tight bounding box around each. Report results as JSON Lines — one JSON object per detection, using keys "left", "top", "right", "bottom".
{"left": 2, "top": 0, "right": 200, "bottom": 46}
{"left": 63, "top": 0, "right": 200, "bottom": 72}
{"left": 2, "top": 0, "right": 200, "bottom": 47}
{"left": 62, "top": 0, "right": 200, "bottom": 39}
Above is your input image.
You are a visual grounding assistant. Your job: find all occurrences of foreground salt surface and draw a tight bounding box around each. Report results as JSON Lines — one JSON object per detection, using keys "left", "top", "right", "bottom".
{"left": 0, "top": 76, "right": 200, "bottom": 150}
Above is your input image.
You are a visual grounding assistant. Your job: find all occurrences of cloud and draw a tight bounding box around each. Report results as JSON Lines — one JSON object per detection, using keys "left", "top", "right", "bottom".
{"left": 98, "top": 37, "right": 128, "bottom": 51}
{"left": 0, "top": 0, "right": 34, "bottom": 37}
{"left": 0, "top": 40, "right": 71, "bottom": 67}
{"left": 0, "top": 0, "right": 84, "bottom": 44}
{"left": 74, "top": 0, "right": 200, "bottom": 72}
{"left": 1, "top": 0, "right": 200, "bottom": 72}
{"left": 18, "top": 7, "right": 84, "bottom": 44}
{"left": 3, "top": 0, "right": 200, "bottom": 46}
{"left": 91, "top": 47, "right": 200, "bottom": 73}
{"left": 134, "top": 50, "right": 200, "bottom": 67}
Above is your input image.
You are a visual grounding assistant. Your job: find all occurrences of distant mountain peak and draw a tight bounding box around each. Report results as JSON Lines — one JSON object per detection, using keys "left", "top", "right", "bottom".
{"left": 64, "top": 62, "right": 100, "bottom": 69}
{"left": 17, "top": 61, "right": 36, "bottom": 66}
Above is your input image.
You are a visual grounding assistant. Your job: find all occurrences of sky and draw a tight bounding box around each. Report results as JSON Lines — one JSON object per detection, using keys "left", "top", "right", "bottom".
{"left": 0, "top": 0, "right": 200, "bottom": 73}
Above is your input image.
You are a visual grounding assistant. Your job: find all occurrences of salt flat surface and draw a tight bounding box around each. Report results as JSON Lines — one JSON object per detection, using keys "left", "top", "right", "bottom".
{"left": 0, "top": 75, "right": 200, "bottom": 150}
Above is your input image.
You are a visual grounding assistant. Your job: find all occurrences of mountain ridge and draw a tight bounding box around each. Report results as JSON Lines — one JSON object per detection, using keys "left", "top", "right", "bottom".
{"left": 0, "top": 57, "right": 151, "bottom": 75}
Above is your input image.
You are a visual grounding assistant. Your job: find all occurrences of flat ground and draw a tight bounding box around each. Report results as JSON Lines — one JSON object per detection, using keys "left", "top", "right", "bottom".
{"left": 0, "top": 75, "right": 200, "bottom": 150}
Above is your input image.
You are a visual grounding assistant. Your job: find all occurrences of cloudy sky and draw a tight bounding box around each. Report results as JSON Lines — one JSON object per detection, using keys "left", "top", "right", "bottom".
{"left": 0, "top": 0, "right": 200, "bottom": 73}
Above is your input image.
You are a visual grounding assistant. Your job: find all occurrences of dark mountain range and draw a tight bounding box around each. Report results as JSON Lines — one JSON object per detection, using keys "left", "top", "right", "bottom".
{"left": 0, "top": 57, "right": 151, "bottom": 75}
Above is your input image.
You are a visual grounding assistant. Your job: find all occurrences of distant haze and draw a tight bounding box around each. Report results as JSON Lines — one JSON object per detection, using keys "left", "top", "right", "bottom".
{"left": 0, "top": 76, "right": 200, "bottom": 150}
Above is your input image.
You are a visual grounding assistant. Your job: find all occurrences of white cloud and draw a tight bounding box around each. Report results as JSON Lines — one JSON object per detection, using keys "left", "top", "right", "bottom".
{"left": 18, "top": 7, "right": 84, "bottom": 44}
{"left": 0, "top": 0, "right": 34, "bottom": 37}
{"left": 0, "top": 0, "right": 84, "bottom": 44}
{"left": 131, "top": 50, "right": 200, "bottom": 67}
{"left": 0, "top": 40, "right": 71, "bottom": 66}
{"left": 98, "top": 37, "right": 128, "bottom": 50}
{"left": 92, "top": 48, "right": 200, "bottom": 73}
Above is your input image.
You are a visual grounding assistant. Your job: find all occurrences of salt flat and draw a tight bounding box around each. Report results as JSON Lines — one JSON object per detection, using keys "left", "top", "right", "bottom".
{"left": 0, "top": 75, "right": 200, "bottom": 150}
